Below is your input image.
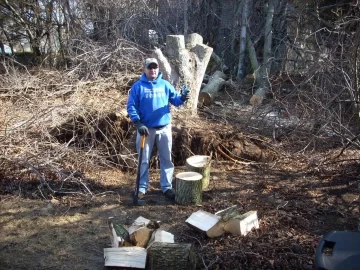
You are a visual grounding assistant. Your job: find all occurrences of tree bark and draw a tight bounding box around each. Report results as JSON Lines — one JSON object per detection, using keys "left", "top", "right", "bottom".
{"left": 185, "top": 155, "right": 212, "bottom": 190}
{"left": 237, "top": 0, "right": 249, "bottom": 81}
{"left": 246, "top": 32, "right": 260, "bottom": 85}
{"left": 148, "top": 242, "right": 196, "bottom": 270}
{"left": 184, "top": 0, "right": 188, "bottom": 38}
{"left": 175, "top": 172, "right": 203, "bottom": 205}
{"left": 198, "top": 71, "right": 227, "bottom": 106}
{"left": 249, "top": 0, "right": 277, "bottom": 106}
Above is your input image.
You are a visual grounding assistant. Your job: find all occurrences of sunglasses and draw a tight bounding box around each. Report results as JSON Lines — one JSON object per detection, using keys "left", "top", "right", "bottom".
{"left": 147, "top": 65, "right": 158, "bottom": 70}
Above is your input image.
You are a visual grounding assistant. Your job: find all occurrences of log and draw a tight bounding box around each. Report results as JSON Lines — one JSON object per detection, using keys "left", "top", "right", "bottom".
{"left": 185, "top": 155, "right": 212, "bottom": 190}
{"left": 198, "top": 71, "right": 227, "bottom": 106}
{"left": 249, "top": 88, "right": 266, "bottom": 107}
{"left": 147, "top": 242, "right": 196, "bottom": 270}
{"left": 211, "top": 51, "right": 229, "bottom": 72}
{"left": 175, "top": 172, "right": 203, "bottom": 205}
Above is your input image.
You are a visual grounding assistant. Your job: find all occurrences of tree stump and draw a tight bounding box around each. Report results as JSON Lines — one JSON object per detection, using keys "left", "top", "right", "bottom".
{"left": 175, "top": 172, "right": 202, "bottom": 205}
{"left": 198, "top": 70, "right": 227, "bottom": 106}
{"left": 185, "top": 155, "right": 212, "bottom": 190}
{"left": 147, "top": 242, "right": 196, "bottom": 270}
{"left": 151, "top": 33, "right": 213, "bottom": 114}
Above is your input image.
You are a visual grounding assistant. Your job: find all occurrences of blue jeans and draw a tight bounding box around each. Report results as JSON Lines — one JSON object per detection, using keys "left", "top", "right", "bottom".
{"left": 136, "top": 125, "right": 174, "bottom": 194}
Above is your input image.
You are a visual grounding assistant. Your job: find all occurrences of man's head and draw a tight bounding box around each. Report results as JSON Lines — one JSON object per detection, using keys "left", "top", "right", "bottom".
{"left": 144, "top": 58, "right": 159, "bottom": 81}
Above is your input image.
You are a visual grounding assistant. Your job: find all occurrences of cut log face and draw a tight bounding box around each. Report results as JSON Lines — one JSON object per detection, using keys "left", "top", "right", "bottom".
{"left": 185, "top": 210, "right": 220, "bottom": 232}
{"left": 128, "top": 216, "right": 150, "bottom": 235}
{"left": 147, "top": 242, "right": 196, "bottom": 270}
{"left": 185, "top": 155, "right": 212, "bottom": 190}
{"left": 147, "top": 229, "right": 175, "bottom": 249}
{"left": 175, "top": 172, "right": 203, "bottom": 205}
{"left": 250, "top": 88, "right": 266, "bottom": 107}
{"left": 104, "top": 247, "right": 147, "bottom": 269}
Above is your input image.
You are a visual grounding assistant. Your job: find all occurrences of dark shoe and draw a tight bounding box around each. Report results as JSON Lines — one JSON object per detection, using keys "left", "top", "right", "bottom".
{"left": 164, "top": 189, "right": 175, "bottom": 200}
{"left": 137, "top": 191, "right": 145, "bottom": 199}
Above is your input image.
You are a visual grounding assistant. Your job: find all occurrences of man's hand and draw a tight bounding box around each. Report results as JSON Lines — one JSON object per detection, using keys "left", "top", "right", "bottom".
{"left": 181, "top": 84, "right": 190, "bottom": 102}
{"left": 134, "top": 121, "right": 149, "bottom": 136}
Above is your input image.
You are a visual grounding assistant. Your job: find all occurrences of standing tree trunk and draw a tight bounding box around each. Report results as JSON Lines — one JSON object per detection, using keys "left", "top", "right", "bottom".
{"left": 184, "top": 0, "right": 188, "bottom": 38}
{"left": 152, "top": 33, "right": 213, "bottom": 114}
{"left": 250, "top": 0, "right": 278, "bottom": 105}
{"left": 237, "top": 0, "right": 249, "bottom": 81}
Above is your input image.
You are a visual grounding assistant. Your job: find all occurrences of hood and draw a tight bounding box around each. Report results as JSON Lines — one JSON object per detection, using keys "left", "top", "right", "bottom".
{"left": 140, "top": 72, "right": 163, "bottom": 84}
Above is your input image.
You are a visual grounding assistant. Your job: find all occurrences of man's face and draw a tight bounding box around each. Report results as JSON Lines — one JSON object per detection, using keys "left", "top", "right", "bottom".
{"left": 144, "top": 64, "right": 159, "bottom": 81}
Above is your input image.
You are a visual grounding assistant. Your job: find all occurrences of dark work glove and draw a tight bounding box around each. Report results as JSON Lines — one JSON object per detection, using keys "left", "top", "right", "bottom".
{"left": 181, "top": 84, "right": 190, "bottom": 102}
{"left": 134, "top": 121, "right": 149, "bottom": 136}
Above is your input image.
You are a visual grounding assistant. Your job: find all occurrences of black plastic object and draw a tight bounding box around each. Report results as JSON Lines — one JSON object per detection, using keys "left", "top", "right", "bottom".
{"left": 315, "top": 231, "right": 360, "bottom": 270}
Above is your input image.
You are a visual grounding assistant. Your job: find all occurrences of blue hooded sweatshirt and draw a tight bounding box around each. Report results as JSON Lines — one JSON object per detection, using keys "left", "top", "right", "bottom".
{"left": 127, "top": 72, "right": 185, "bottom": 127}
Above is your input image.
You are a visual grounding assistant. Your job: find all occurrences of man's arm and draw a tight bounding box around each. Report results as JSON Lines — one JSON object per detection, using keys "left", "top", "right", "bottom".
{"left": 127, "top": 84, "right": 149, "bottom": 136}
{"left": 127, "top": 84, "right": 140, "bottom": 122}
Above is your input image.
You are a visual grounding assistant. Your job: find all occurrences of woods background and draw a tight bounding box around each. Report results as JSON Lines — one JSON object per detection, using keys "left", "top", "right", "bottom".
{"left": 1, "top": 0, "right": 360, "bottom": 175}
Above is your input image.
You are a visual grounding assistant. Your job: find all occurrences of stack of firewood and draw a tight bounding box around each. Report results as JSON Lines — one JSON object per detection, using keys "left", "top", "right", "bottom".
{"left": 104, "top": 216, "right": 196, "bottom": 270}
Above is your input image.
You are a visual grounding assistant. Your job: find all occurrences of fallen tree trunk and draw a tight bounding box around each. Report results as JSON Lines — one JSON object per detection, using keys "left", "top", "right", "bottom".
{"left": 147, "top": 242, "right": 196, "bottom": 270}
{"left": 249, "top": 88, "right": 266, "bottom": 107}
{"left": 198, "top": 70, "right": 227, "bottom": 106}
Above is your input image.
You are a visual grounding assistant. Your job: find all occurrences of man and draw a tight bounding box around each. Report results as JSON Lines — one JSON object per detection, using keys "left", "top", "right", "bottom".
{"left": 127, "top": 58, "right": 190, "bottom": 200}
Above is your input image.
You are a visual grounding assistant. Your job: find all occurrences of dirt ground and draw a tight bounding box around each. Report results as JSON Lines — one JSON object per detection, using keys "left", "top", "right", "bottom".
{"left": 1, "top": 88, "right": 360, "bottom": 270}
{"left": 1, "top": 149, "right": 360, "bottom": 270}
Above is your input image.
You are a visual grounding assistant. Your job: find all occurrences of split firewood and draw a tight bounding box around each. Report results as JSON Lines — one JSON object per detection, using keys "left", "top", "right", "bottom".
{"left": 108, "top": 217, "right": 131, "bottom": 247}
{"left": 147, "top": 229, "right": 175, "bottom": 249}
{"left": 185, "top": 210, "right": 222, "bottom": 237}
{"left": 104, "top": 247, "right": 147, "bottom": 269}
{"left": 130, "top": 227, "right": 153, "bottom": 248}
{"left": 224, "top": 210, "right": 259, "bottom": 236}
{"left": 128, "top": 216, "right": 150, "bottom": 235}
{"left": 186, "top": 207, "right": 259, "bottom": 237}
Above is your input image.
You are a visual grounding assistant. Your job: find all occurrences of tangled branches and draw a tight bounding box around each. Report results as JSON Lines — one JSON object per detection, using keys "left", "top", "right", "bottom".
{"left": 67, "top": 38, "right": 150, "bottom": 79}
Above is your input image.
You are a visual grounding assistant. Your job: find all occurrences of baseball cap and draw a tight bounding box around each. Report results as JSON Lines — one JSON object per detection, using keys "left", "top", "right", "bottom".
{"left": 144, "top": 58, "right": 158, "bottom": 68}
